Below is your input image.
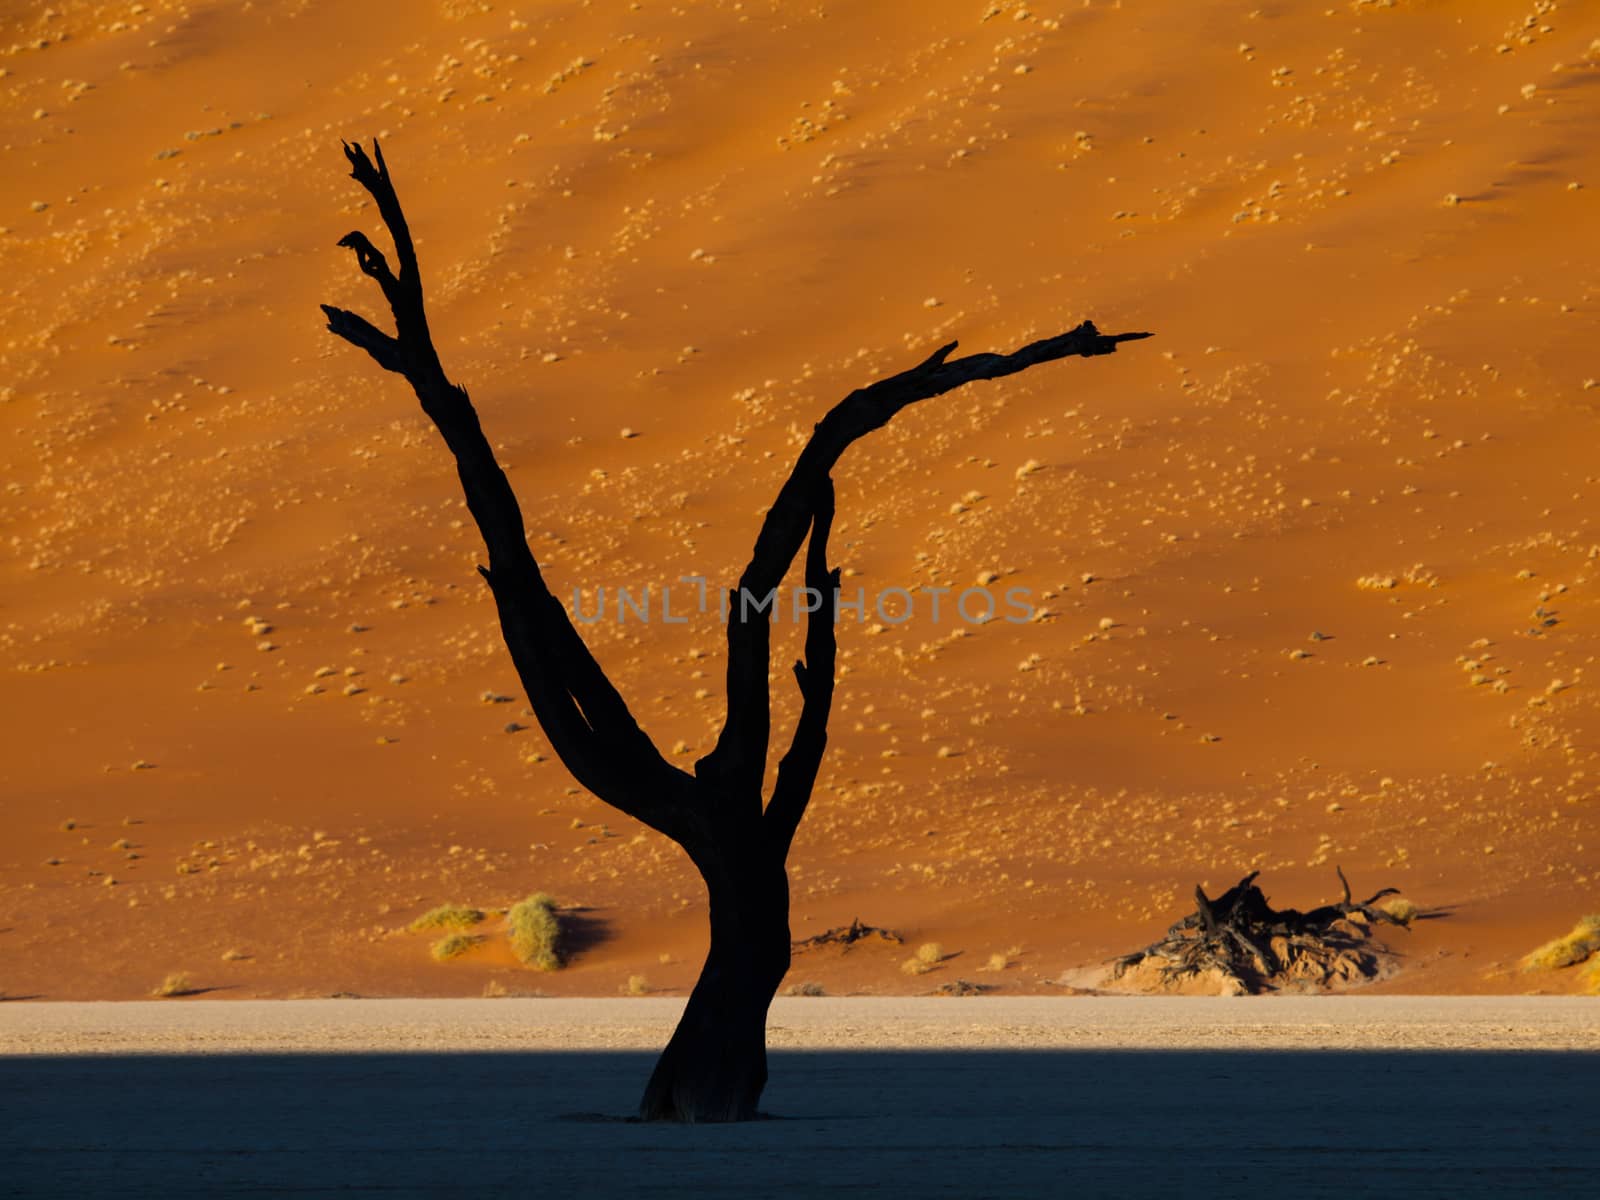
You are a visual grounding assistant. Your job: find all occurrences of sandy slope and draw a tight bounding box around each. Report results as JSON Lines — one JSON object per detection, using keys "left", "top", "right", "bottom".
{"left": 1, "top": 0, "right": 1598, "bottom": 999}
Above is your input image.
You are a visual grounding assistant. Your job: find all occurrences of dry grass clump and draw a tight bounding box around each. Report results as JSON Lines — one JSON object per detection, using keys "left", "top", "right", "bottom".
{"left": 624, "top": 974, "right": 650, "bottom": 996}
{"left": 783, "top": 980, "right": 827, "bottom": 997}
{"left": 507, "top": 893, "right": 563, "bottom": 970}
{"left": 482, "top": 979, "right": 544, "bottom": 998}
{"left": 1522, "top": 915, "right": 1600, "bottom": 971}
{"left": 151, "top": 971, "right": 196, "bottom": 997}
{"left": 430, "top": 933, "right": 485, "bottom": 961}
{"left": 901, "top": 942, "right": 944, "bottom": 975}
{"left": 408, "top": 903, "right": 485, "bottom": 933}
{"left": 1379, "top": 897, "right": 1420, "bottom": 927}
{"left": 1581, "top": 957, "right": 1600, "bottom": 996}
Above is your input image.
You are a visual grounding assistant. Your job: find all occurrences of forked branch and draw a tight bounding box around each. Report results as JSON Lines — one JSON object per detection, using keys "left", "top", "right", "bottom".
{"left": 765, "top": 476, "right": 840, "bottom": 858}
{"left": 323, "top": 138, "right": 1152, "bottom": 861}
{"left": 321, "top": 140, "right": 690, "bottom": 840}
{"left": 697, "top": 325, "right": 1152, "bottom": 801}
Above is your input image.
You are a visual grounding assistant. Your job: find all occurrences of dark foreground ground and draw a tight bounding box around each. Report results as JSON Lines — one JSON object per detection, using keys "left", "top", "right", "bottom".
{"left": 2, "top": 1047, "right": 1594, "bottom": 1198}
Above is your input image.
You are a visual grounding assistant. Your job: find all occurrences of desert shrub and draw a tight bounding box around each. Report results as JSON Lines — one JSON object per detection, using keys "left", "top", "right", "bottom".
{"left": 902, "top": 941, "right": 944, "bottom": 975}
{"left": 1581, "top": 956, "right": 1600, "bottom": 996}
{"left": 431, "top": 933, "right": 484, "bottom": 961}
{"left": 783, "top": 980, "right": 826, "bottom": 997}
{"left": 1522, "top": 915, "right": 1600, "bottom": 971}
{"left": 1380, "top": 897, "right": 1420, "bottom": 927}
{"left": 151, "top": 972, "right": 195, "bottom": 997}
{"left": 624, "top": 974, "right": 650, "bottom": 996}
{"left": 408, "top": 903, "right": 485, "bottom": 933}
{"left": 507, "top": 893, "right": 563, "bottom": 970}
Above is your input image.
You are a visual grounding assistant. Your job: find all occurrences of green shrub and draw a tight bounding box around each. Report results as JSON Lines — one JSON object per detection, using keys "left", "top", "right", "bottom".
{"left": 507, "top": 893, "right": 563, "bottom": 970}
{"left": 408, "top": 903, "right": 485, "bottom": 933}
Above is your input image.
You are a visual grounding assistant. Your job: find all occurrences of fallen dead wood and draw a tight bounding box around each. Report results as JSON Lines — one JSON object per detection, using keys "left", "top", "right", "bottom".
{"left": 935, "top": 979, "right": 990, "bottom": 997}
{"left": 792, "top": 918, "right": 903, "bottom": 952}
{"left": 1108, "top": 867, "right": 1413, "bottom": 995}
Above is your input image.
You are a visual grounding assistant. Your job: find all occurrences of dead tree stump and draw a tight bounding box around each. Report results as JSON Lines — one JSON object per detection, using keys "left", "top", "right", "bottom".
{"left": 1109, "top": 868, "right": 1412, "bottom": 994}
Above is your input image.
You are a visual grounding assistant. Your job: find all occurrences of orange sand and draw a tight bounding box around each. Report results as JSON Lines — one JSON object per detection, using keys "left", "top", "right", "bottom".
{"left": 1, "top": 0, "right": 1597, "bottom": 1001}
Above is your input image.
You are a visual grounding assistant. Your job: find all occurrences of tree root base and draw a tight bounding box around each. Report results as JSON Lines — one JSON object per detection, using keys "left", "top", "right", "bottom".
{"left": 1108, "top": 868, "right": 1413, "bottom": 995}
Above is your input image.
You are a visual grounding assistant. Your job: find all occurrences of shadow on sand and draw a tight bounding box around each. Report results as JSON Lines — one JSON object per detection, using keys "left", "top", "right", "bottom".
{"left": 3, "top": 1048, "right": 1593, "bottom": 1197}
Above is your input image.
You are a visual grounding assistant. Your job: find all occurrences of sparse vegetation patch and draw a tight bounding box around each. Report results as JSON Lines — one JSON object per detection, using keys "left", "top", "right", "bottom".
{"left": 431, "top": 933, "right": 485, "bottom": 961}
{"left": 507, "top": 893, "right": 564, "bottom": 970}
{"left": 408, "top": 903, "right": 485, "bottom": 933}
{"left": 1581, "top": 957, "right": 1600, "bottom": 996}
{"left": 1379, "top": 897, "right": 1419, "bottom": 927}
{"left": 151, "top": 972, "right": 197, "bottom": 998}
{"left": 902, "top": 942, "right": 945, "bottom": 975}
{"left": 1522, "top": 915, "right": 1600, "bottom": 972}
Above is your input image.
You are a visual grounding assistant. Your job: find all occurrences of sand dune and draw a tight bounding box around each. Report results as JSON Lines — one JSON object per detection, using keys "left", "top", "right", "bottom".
{"left": 2, "top": 0, "right": 1598, "bottom": 1000}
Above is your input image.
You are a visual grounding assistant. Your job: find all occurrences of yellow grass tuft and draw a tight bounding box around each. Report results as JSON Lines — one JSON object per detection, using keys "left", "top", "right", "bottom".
{"left": 902, "top": 942, "right": 944, "bottom": 975}
{"left": 431, "top": 933, "right": 484, "bottom": 961}
{"left": 1380, "top": 897, "right": 1420, "bottom": 927}
{"left": 1521, "top": 915, "right": 1600, "bottom": 971}
{"left": 507, "top": 893, "right": 564, "bottom": 970}
{"left": 624, "top": 974, "right": 650, "bottom": 996}
{"left": 151, "top": 971, "right": 196, "bottom": 998}
{"left": 1581, "top": 957, "right": 1600, "bottom": 996}
{"left": 408, "top": 903, "right": 485, "bottom": 933}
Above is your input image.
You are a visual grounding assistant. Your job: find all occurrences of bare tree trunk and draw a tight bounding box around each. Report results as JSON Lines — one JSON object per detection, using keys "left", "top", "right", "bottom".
{"left": 640, "top": 834, "right": 791, "bottom": 1121}
{"left": 319, "top": 139, "right": 1149, "bottom": 1121}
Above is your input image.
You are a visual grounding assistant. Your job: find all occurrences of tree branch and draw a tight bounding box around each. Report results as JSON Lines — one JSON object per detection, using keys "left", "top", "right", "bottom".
{"left": 696, "top": 321, "right": 1152, "bottom": 799}
{"left": 320, "top": 304, "right": 403, "bottom": 373}
{"left": 322, "top": 140, "right": 690, "bottom": 839}
{"left": 765, "top": 476, "right": 839, "bottom": 859}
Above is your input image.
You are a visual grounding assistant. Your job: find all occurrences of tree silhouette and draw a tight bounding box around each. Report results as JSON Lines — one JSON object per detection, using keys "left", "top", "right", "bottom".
{"left": 321, "top": 140, "right": 1150, "bottom": 1121}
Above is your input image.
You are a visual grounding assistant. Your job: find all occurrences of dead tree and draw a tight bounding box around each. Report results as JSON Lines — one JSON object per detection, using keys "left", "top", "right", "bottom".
{"left": 320, "top": 140, "right": 1150, "bottom": 1121}
{"left": 1110, "top": 867, "right": 1412, "bottom": 993}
